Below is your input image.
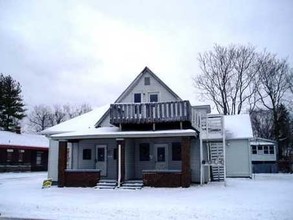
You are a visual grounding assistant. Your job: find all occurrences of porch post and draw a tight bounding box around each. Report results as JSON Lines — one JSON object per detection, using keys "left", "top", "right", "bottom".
{"left": 58, "top": 141, "right": 67, "bottom": 187}
{"left": 181, "top": 137, "right": 191, "bottom": 187}
{"left": 117, "top": 139, "right": 125, "bottom": 187}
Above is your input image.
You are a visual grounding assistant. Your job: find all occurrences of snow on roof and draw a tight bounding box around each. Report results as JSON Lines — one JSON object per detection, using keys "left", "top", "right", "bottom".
{"left": 0, "top": 131, "right": 49, "bottom": 148}
{"left": 51, "top": 127, "right": 196, "bottom": 140}
{"left": 41, "top": 105, "right": 109, "bottom": 135}
{"left": 224, "top": 114, "right": 253, "bottom": 139}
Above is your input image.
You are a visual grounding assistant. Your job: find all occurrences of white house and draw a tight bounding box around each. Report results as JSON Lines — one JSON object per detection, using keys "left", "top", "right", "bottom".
{"left": 250, "top": 137, "right": 278, "bottom": 173}
{"left": 42, "top": 67, "right": 253, "bottom": 188}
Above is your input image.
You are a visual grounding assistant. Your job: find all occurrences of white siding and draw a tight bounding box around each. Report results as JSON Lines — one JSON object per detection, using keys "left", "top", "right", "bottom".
{"left": 119, "top": 72, "right": 180, "bottom": 103}
{"left": 226, "top": 139, "right": 251, "bottom": 177}
{"left": 48, "top": 139, "right": 59, "bottom": 182}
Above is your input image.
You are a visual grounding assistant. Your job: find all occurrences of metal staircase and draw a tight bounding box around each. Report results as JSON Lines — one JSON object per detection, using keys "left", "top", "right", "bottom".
{"left": 193, "top": 112, "right": 226, "bottom": 185}
{"left": 209, "top": 142, "right": 225, "bottom": 181}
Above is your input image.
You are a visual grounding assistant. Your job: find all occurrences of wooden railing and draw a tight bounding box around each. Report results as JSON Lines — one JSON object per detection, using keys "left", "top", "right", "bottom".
{"left": 110, "top": 101, "right": 191, "bottom": 125}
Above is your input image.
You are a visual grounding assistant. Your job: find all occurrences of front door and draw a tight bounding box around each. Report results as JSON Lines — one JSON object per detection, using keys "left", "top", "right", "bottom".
{"left": 96, "top": 145, "right": 107, "bottom": 176}
{"left": 155, "top": 144, "right": 168, "bottom": 170}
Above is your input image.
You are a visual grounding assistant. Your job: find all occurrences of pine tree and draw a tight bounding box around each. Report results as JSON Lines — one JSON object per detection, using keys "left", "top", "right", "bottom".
{"left": 0, "top": 74, "right": 26, "bottom": 131}
{"left": 275, "top": 104, "right": 291, "bottom": 159}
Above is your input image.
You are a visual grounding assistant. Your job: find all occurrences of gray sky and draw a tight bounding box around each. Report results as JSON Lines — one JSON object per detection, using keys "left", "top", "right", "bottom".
{"left": 1, "top": 0, "right": 292, "bottom": 111}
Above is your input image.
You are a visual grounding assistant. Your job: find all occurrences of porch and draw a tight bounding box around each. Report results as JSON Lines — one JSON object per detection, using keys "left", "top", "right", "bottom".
{"left": 56, "top": 131, "right": 195, "bottom": 188}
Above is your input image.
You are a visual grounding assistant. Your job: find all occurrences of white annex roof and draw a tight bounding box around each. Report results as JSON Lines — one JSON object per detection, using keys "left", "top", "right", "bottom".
{"left": 51, "top": 127, "right": 197, "bottom": 140}
{"left": 224, "top": 114, "right": 253, "bottom": 140}
{"left": 41, "top": 105, "right": 109, "bottom": 135}
{"left": 0, "top": 131, "right": 49, "bottom": 148}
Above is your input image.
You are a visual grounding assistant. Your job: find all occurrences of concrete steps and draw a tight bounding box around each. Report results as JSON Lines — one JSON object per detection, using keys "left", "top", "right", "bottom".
{"left": 95, "top": 179, "right": 117, "bottom": 189}
{"left": 120, "top": 180, "right": 144, "bottom": 190}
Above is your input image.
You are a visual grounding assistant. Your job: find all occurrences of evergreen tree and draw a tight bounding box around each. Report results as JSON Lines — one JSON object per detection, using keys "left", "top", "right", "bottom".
{"left": 276, "top": 104, "right": 292, "bottom": 158}
{"left": 0, "top": 73, "right": 26, "bottom": 131}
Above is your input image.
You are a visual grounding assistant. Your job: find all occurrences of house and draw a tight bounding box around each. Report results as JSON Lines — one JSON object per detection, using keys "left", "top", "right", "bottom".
{"left": 250, "top": 137, "right": 278, "bottom": 173}
{"left": 0, "top": 130, "right": 49, "bottom": 172}
{"left": 42, "top": 67, "right": 253, "bottom": 188}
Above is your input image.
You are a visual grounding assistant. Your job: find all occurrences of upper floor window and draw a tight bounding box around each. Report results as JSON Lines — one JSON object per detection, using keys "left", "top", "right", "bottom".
{"left": 251, "top": 145, "right": 257, "bottom": 154}
{"left": 149, "top": 93, "right": 158, "bottom": 102}
{"left": 144, "top": 77, "right": 150, "bottom": 85}
{"left": 269, "top": 146, "right": 274, "bottom": 154}
{"left": 134, "top": 93, "right": 141, "bottom": 103}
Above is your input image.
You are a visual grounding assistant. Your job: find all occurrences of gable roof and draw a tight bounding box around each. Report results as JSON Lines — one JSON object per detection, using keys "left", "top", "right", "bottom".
{"left": 95, "top": 67, "right": 182, "bottom": 127}
{"left": 224, "top": 114, "right": 253, "bottom": 139}
{"left": 41, "top": 105, "right": 109, "bottom": 135}
{"left": 0, "top": 131, "right": 49, "bottom": 149}
{"left": 115, "top": 66, "right": 182, "bottom": 103}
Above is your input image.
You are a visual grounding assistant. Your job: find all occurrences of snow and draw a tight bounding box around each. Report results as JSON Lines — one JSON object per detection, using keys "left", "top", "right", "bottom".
{"left": 51, "top": 127, "right": 197, "bottom": 139}
{"left": 224, "top": 114, "right": 253, "bottom": 139}
{"left": 0, "top": 131, "right": 49, "bottom": 148}
{"left": 1, "top": 172, "right": 292, "bottom": 220}
{"left": 41, "top": 105, "right": 110, "bottom": 135}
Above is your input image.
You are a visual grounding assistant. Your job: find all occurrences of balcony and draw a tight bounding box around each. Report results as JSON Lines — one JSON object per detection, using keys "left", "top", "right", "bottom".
{"left": 110, "top": 101, "right": 192, "bottom": 129}
{"left": 200, "top": 115, "right": 224, "bottom": 140}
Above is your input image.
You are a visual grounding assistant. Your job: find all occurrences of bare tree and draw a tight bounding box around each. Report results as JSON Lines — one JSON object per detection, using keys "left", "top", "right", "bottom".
{"left": 28, "top": 105, "right": 53, "bottom": 132}
{"left": 194, "top": 44, "right": 260, "bottom": 115}
{"left": 27, "top": 103, "right": 92, "bottom": 133}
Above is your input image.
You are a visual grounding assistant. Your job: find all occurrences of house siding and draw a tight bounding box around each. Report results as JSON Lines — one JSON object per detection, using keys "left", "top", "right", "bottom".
{"left": 118, "top": 72, "right": 180, "bottom": 104}
{"left": 75, "top": 139, "right": 117, "bottom": 179}
{"left": 226, "top": 139, "right": 251, "bottom": 177}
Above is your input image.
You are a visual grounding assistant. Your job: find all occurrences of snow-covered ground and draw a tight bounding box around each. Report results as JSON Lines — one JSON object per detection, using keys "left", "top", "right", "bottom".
{"left": 0, "top": 172, "right": 292, "bottom": 220}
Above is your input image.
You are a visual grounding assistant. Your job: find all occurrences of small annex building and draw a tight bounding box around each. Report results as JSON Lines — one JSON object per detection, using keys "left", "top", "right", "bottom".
{"left": 0, "top": 131, "right": 49, "bottom": 172}
{"left": 250, "top": 137, "right": 278, "bottom": 173}
{"left": 42, "top": 67, "right": 253, "bottom": 188}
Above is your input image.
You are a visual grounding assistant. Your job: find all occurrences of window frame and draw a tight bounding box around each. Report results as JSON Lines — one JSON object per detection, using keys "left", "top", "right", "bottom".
{"left": 83, "top": 149, "right": 92, "bottom": 160}
{"left": 144, "top": 77, "right": 150, "bottom": 85}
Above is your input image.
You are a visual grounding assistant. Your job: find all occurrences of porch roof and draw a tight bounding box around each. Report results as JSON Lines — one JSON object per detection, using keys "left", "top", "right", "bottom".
{"left": 51, "top": 127, "right": 197, "bottom": 140}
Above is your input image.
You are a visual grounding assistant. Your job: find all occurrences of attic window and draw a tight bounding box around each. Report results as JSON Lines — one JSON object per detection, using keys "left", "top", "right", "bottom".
{"left": 144, "top": 77, "right": 150, "bottom": 85}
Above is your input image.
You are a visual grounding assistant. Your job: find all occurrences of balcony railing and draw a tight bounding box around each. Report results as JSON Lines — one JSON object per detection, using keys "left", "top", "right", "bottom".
{"left": 110, "top": 101, "right": 191, "bottom": 125}
{"left": 200, "top": 115, "right": 224, "bottom": 139}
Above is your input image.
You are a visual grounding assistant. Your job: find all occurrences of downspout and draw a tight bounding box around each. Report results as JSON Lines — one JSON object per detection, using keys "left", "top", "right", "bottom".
{"left": 200, "top": 113, "right": 203, "bottom": 185}
{"left": 118, "top": 143, "right": 121, "bottom": 188}
{"left": 222, "top": 116, "right": 226, "bottom": 186}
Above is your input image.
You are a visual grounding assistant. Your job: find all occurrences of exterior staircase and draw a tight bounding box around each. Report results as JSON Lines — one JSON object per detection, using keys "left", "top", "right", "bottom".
{"left": 209, "top": 142, "right": 225, "bottom": 181}
{"left": 120, "top": 180, "right": 144, "bottom": 190}
{"left": 95, "top": 179, "right": 117, "bottom": 189}
{"left": 95, "top": 179, "right": 144, "bottom": 190}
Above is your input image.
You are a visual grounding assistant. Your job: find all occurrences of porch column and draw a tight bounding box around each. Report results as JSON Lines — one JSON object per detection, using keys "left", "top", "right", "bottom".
{"left": 181, "top": 137, "right": 191, "bottom": 187}
{"left": 117, "top": 139, "right": 125, "bottom": 186}
{"left": 58, "top": 141, "right": 67, "bottom": 187}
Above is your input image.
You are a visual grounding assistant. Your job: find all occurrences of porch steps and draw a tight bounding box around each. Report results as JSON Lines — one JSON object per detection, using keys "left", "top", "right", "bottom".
{"left": 120, "top": 180, "right": 144, "bottom": 190}
{"left": 95, "top": 179, "right": 117, "bottom": 189}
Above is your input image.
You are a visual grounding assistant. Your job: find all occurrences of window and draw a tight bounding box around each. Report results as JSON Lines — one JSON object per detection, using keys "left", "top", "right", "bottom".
{"left": 18, "top": 150, "right": 25, "bottom": 162}
{"left": 113, "top": 148, "right": 118, "bottom": 160}
{"left": 172, "top": 142, "right": 181, "bottom": 161}
{"left": 134, "top": 93, "right": 141, "bottom": 103}
{"left": 97, "top": 148, "right": 105, "bottom": 161}
{"left": 257, "top": 146, "right": 262, "bottom": 151}
{"left": 144, "top": 77, "right": 150, "bottom": 85}
{"left": 269, "top": 146, "right": 274, "bottom": 154}
{"left": 139, "top": 143, "right": 150, "bottom": 161}
{"left": 251, "top": 145, "right": 257, "bottom": 154}
{"left": 36, "top": 151, "right": 43, "bottom": 165}
{"left": 7, "top": 149, "right": 14, "bottom": 162}
{"left": 83, "top": 149, "right": 92, "bottom": 160}
{"left": 149, "top": 94, "right": 158, "bottom": 102}
{"left": 264, "top": 146, "right": 269, "bottom": 154}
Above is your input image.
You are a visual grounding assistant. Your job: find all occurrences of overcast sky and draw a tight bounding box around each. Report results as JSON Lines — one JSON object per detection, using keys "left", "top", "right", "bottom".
{"left": 0, "top": 0, "right": 292, "bottom": 111}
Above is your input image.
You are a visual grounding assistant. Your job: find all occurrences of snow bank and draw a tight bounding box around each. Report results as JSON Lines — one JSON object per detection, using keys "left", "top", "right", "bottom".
{"left": 0, "top": 172, "right": 292, "bottom": 220}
